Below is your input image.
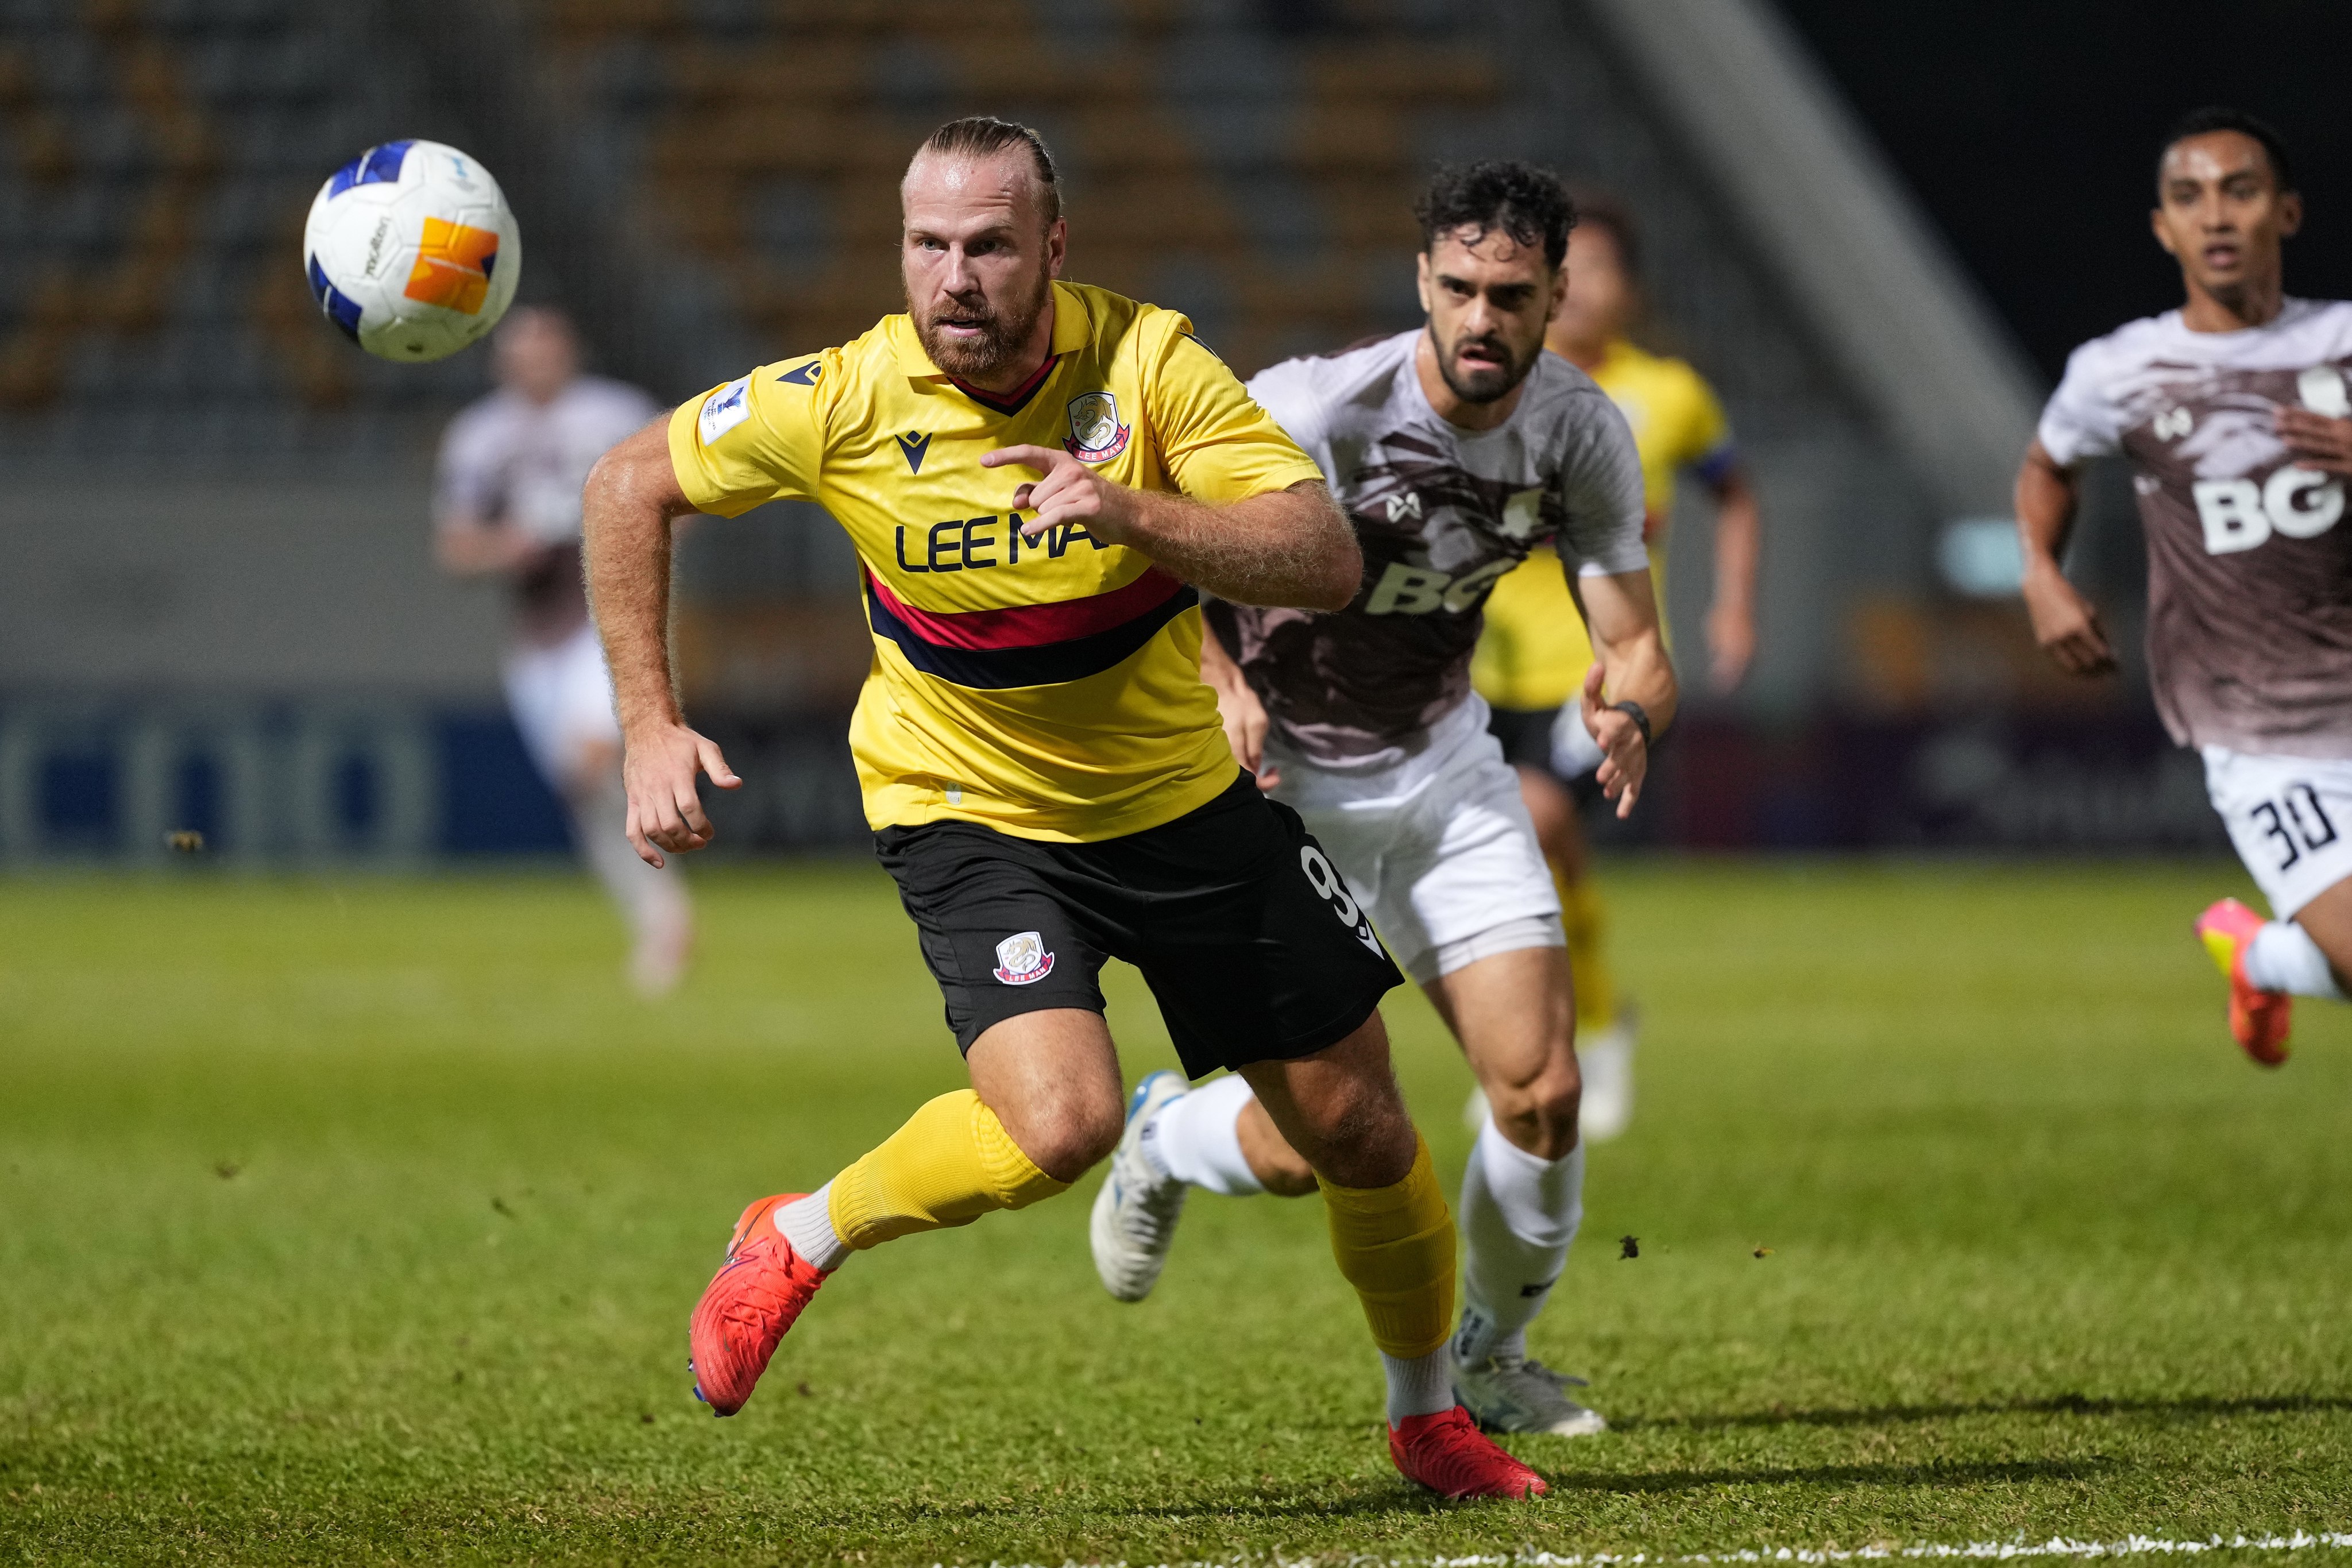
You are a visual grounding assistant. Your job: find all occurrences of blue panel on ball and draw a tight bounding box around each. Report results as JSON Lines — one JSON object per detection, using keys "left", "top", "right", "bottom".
{"left": 326, "top": 139, "right": 414, "bottom": 197}
{"left": 306, "top": 256, "right": 365, "bottom": 341}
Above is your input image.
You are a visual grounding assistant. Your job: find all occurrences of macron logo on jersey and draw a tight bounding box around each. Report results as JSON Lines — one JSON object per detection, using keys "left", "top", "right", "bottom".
{"left": 698, "top": 377, "right": 750, "bottom": 445}
{"left": 895, "top": 431, "right": 932, "bottom": 474}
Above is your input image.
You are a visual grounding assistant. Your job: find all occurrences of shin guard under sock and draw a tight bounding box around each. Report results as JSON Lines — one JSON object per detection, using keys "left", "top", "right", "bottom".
{"left": 827, "top": 1090, "right": 1068, "bottom": 1250}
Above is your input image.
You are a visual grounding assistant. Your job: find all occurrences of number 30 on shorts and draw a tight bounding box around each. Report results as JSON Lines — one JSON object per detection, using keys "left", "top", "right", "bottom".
{"left": 2253, "top": 782, "right": 2340, "bottom": 873}
{"left": 1300, "top": 846, "right": 1386, "bottom": 955}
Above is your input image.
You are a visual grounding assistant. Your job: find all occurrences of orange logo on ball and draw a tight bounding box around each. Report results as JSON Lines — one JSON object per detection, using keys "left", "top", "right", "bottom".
{"left": 403, "top": 218, "right": 499, "bottom": 314}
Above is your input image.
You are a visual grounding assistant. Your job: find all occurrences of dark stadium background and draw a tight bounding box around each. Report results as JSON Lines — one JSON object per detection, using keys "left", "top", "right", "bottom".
{"left": 1, "top": 0, "right": 2331, "bottom": 864}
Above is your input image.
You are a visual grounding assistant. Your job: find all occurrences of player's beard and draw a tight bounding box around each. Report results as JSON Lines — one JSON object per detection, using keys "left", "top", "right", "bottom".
{"left": 912, "top": 267, "right": 1052, "bottom": 383}
{"left": 1434, "top": 328, "right": 1537, "bottom": 405}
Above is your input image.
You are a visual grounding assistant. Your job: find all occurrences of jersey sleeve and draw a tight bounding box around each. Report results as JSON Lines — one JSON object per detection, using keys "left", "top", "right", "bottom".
{"left": 1675, "top": 367, "right": 1739, "bottom": 485}
{"left": 1146, "top": 319, "right": 1327, "bottom": 504}
{"left": 2037, "top": 339, "right": 2124, "bottom": 467}
{"left": 1557, "top": 395, "right": 1651, "bottom": 577}
{"left": 1242, "top": 354, "right": 1332, "bottom": 473}
{"left": 666, "top": 353, "right": 832, "bottom": 517}
{"left": 433, "top": 404, "right": 504, "bottom": 522}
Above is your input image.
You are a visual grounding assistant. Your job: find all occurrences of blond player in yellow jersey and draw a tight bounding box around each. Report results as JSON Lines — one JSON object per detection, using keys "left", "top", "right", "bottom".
{"left": 580, "top": 117, "right": 1553, "bottom": 1500}
{"left": 1471, "top": 195, "right": 1762, "bottom": 1141}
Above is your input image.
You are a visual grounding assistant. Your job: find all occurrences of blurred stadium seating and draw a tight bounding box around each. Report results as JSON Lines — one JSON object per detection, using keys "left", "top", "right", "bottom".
{"left": 0, "top": 0, "right": 2206, "bottom": 864}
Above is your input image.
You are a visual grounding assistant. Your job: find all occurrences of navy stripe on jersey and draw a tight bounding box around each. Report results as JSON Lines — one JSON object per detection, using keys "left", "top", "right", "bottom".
{"left": 866, "top": 577, "right": 1199, "bottom": 690}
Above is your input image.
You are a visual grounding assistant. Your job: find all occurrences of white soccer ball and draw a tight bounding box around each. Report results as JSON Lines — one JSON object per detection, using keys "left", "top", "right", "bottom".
{"left": 303, "top": 139, "right": 521, "bottom": 363}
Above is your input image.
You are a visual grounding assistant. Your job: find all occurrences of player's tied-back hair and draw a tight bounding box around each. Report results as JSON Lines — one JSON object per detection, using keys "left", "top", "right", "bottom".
{"left": 916, "top": 115, "right": 1063, "bottom": 225}
{"left": 2161, "top": 105, "right": 2297, "bottom": 194}
{"left": 1413, "top": 160, "right": 1575, "bottom": 268}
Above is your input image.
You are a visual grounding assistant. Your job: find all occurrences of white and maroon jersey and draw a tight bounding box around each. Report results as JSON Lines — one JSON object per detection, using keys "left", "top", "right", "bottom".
{"left": 435, "top": 375, "right": 661, "bottom": 642}
{"left": 1208, "top": 330, "right": 1647, "bottom": 771}
{"left": 2040, "top": 299, "right": 2352, "bottom": 759}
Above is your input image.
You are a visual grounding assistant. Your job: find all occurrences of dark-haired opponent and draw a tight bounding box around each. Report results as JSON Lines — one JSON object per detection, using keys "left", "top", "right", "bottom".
{"left": 2021, "top": 106, "right": 2352, "bottom": 1065}
{"left": 586, "top": 117, "right": 1548, "bottom": 1499}
{"left": 1090, "top": 163, "right": 1677, "bottom": 1436}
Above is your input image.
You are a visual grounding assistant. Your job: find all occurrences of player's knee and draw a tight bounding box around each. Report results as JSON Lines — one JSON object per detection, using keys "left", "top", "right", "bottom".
{"left": 1487, "top": 1058, "right": 1581, "bottom": 1161}
{"left": 1003, "top": 1088, "right": 1123, "bottom": 1184}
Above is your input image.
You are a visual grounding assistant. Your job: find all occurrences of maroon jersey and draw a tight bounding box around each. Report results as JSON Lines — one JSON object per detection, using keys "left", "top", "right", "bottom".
{"left": 2040, "top": 299, "right": 2352, "bottom": 758}
{"left": 1212, "top": 330, "right": 1647, "bottom": 771}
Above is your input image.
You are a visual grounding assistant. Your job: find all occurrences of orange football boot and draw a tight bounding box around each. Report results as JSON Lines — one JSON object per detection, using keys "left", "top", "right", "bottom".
{"left": 1389, "top": 1405, "right": 1548, "bottom": 1499}
{"left": 2195, "top": 898, "right": 2292, "bottom": 1067}
{"left": 688, "top": 1192, "right": 828, "bottom": 1416}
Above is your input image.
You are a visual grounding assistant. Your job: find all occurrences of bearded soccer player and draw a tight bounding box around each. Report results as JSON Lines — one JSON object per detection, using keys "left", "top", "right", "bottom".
{"left": 1089, "top": 163, "right": 1675, "bottom": 1438}
{"left": 581, "top": 118, "right": 1546, "bottom": 1499}
{"left": 2021, "top": 106, "right": 2352, "bottom": 1064}
{"left": 1470, "top": 194, "right": 1761, "bottom": 1141}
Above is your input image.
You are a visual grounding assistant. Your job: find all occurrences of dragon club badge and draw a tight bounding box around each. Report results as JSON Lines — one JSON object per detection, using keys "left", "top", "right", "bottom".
{"left": 992, "top": 930, "right": 1056, "bottom": 986}
{"left": 1063, "top": 390, "right": 1130, "bottom": 464}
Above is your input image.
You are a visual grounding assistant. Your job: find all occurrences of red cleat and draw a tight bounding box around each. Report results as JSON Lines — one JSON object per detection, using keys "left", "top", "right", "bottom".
{"left": 1389, "top": 1405, "right": 1548, "bottom": 1499}
{"left": 688, "top": 1192, "right": 828, "bottom": 1416}
{"left": 2195, "top": 898, "right": 2292, "bottom": 1067}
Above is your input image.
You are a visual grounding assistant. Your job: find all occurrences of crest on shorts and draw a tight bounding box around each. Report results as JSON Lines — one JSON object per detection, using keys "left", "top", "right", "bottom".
{"left": 1063, "top": 391, "right": 1130, "bottom": 464}
{"left": 992, "top": 930, "right": 1056, "bottom": 986}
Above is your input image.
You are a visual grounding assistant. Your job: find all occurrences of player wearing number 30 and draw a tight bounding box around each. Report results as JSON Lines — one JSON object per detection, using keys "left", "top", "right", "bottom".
{"left": 581, "top": 117, "right": 1547, "bottom": 1500}
{"left": 2021, "top": 107, "right": 2352, "bottom": 1065}
{"left": 1090, "top": 163, "right": 1677, "bottom": 1439}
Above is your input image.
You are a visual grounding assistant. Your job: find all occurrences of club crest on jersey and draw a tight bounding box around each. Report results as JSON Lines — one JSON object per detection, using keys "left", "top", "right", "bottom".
{"left": 1064, "top": 391, "right": 1130, "bottom": 464}
{"left": 993, "top": 930, "right": 1056, "bottom": 986}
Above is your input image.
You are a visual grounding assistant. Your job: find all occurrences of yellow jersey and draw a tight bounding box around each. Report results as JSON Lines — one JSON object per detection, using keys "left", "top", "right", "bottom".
{"left": 1471, "top": 339, "right": 1735, "bottom": 710}
{"left": 669, "top": 280, "right": 1326, "bottom": 843}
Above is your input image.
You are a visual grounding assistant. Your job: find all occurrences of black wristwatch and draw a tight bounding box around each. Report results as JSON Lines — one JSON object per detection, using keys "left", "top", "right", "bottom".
{"left": 1609, "top": 699, "right": 1652, "bottom": 748}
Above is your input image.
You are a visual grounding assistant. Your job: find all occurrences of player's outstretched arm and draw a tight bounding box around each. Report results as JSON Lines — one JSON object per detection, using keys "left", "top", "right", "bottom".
{"left": 581, "top": 418, "right": 741, "bottom": 868}
{"left": 2015, "top": 439, "right": 2117, "bottom": 678}
{"left": 1702, "top": 466, "right": 1762, "bottom": 693}
{"left": 1576, "top": 567, "right": 1678, "bottom": 820}
{"left": 981, "top": 445, "right": 1361, "bottom": 611}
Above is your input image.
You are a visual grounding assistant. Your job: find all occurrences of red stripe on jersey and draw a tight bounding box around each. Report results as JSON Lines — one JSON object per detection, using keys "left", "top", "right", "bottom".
{"left": 945, "top": 354, "right": 1061, "bottom": 415}
{"left": 866, "top": 566, "right": 1187, "bottom": 651}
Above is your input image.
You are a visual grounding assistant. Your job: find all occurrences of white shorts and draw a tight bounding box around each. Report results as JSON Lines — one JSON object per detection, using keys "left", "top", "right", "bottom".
{"left": 503, "top": 621, "right": 621, "bottom": 787}
{"left": 1270, "top": 699, "right": 1563, "bottom": 987}
{"left": 2203, "top": 745, "right": 2352, "bottom": 920}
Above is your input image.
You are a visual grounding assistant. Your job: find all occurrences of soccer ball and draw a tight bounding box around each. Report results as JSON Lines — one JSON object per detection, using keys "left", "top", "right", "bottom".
{"left": 303, "top": 139, "right": 520, "bottom": 363}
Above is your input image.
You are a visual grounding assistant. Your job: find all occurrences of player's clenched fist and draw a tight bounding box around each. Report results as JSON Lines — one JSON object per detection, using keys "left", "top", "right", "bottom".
{"left": 982, "top": 444, "right": 1139, "bottom": 543}
{"left": 621, "top": 720, "right": 741, "bottom": 868}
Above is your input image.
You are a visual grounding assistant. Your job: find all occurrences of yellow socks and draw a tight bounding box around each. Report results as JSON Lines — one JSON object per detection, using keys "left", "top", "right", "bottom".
{"left": 1557, "top": 869, "right": 1617, "bottom": 1032}
{"left": 1316, "top": 1133, "right": 1456, "bottom": 1362}
{"left": 827, "top": 1090, "right": 1068, "bottom": 1250}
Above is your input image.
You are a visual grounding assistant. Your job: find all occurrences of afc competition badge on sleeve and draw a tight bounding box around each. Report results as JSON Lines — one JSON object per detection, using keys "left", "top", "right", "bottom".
{"left": 698, "top": 376, "right": 752, "bottom": 445}
{"left": 1063, "top": 391, "right": 1130, "bottom": 464}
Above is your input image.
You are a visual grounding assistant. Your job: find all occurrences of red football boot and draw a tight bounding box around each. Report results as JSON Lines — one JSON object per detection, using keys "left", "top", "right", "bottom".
{"left": 1389, "top": 1405, "right": 1548, "bottom": 1499}
{"left": 2195, "top": 898, "right": 2292, "bottom": 1067}
{"left": 688, "top": 1192, "right": 828, "bottom": 1416}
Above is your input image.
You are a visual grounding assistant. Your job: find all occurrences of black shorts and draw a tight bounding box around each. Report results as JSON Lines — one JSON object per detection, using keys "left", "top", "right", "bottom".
{"left": 1487, "top": 704, "right": 1606, "bottom": 809}
{"left": 874, "top": 771, "right": 1404, "bottom": 1078}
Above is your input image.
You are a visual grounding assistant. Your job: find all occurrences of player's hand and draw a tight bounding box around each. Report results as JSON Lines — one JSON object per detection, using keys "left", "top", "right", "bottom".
{"left": 1206, "top": 663, "right": 1280, "bottom": 791}
{"left": 621, "top": 720, "right": 741, "bottom": 868}
{"left": 2020, "top": 559, "right": 2117, "bottom": 677}
{"left": 981, "top": 445, "right": 1138, "bottom": 544}
{"left": 1578, "top": 663, "right": 1648, "bottom": 821}
{"left": 2275, "top": 407, "right": 2352, "bottom": 476}
{"left": 1706, "top": 599, "right": 1756, "bottom": 693}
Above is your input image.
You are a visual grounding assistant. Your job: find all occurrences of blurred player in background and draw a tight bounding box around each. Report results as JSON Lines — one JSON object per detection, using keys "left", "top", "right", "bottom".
{"left": 435, "top": 306, "right": 694, "bottom": 996}
{"left": 2020, "top": 106, "right": 2352, "bottom": 1066}
{"left": 1093, "top": 163, "right": 1675, "bottom": 1438}
{"left": 586, "top": 118, "right": 1550, "bottom": 1500}
{"left": 1470, "top": 192, "right": 1762, "bottom": 1140}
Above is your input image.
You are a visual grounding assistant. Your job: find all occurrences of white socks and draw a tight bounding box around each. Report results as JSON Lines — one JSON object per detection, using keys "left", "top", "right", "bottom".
{"left": 1453, "top": 1115, "right": 1585, "bottom": 1366}
{"left": 1139, "top": 1073, "right": 1265, "bottom": 1195}
{"left": 774, "top": 1184, "right": 848, "bottom": 1272}
{"left": 1381, "top": 1349, "right": 1455, "bottom": 1424}
{"left": 2243, "top": 920, "right": 2349, "bottom": 1000}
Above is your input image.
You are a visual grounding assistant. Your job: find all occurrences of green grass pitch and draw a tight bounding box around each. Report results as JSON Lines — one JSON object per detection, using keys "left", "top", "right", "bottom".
{"left": 3, "top": 859, "right": 2349, "bottom": 1565}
